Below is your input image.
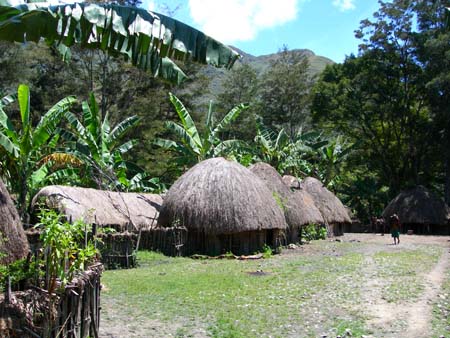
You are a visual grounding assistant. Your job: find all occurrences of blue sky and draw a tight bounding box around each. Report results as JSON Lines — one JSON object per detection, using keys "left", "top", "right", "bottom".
{"left": 143, "top": 0, "right": 382, "bottom": 63}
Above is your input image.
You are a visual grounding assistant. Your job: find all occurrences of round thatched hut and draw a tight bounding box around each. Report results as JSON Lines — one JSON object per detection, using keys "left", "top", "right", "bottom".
{"left": 300, "top": 177, "right": 351, "bottom": 236}
{"left": 382, "top": 186, "right": 450, "bottom": 235}
{"left": 158, "top": 158, "right": 287, "bottom": 256}
{"left": 0, "top": 179, "right": 29, "bottom": 265}
{"left": 31, "top": 186, "right": 163, "bottom": 231}
{"left": 249, "top": 163, "right": 323, "bottom": 243}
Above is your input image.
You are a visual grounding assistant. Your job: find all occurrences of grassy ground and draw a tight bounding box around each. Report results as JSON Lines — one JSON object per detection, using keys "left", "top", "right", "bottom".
{"left": 99, "top": 234, "right": 449, "bottom": 338}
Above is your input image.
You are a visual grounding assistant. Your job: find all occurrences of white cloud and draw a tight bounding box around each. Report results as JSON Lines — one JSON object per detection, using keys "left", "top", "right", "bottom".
{"left": 332, "top": 0, "right": 356, "bottom": 11}
{"left": 147, "top": 0, "right": 156, "bottom": 11}
{"left": 188, "top": 0, "right": 300, "bottom": 43}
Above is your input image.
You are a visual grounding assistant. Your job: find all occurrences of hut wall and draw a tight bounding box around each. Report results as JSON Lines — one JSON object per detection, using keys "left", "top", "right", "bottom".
{"left": 0, "top": 263, "right": 103, "bottom": 338}
{"left": 401, "top": 223, "right": 450, "bottom": 235}
{"left": 182, "top": 229, "right": 282, "bottom": 256}
{"left": 285, "top": 226, "right": 301, "bottom": 244}
{"left": 332, "top": 223, "right": 345, "bottom": 236}
{"left": 97, "top": 232, "right": 137, "bottom": 269}
{"left": 138, "top": 227, "right": 188, "bottom": 256}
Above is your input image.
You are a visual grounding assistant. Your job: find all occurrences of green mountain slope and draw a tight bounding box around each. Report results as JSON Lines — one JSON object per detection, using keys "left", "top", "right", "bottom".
{"left": 194, "top": 48, "right": 334, "bottom": 107}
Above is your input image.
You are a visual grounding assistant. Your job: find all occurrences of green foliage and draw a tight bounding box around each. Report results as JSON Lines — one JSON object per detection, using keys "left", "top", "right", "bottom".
{"left": 62, "top": 93, "right": 144, "bottom": 191}
{"left": 36, "top": 209, "right": 97, "bottom": 291}
{"left": 252, "top": 120, "right": 351, "bottom": 186}
{"left": 261, "top": 244, "right": 273, "bottom": 259}
{"left": 155, "top": 93, "right": 248, "bottom": 168}
{"left": 216, "top": 63, "right": 259, "bottom": 142}
{"left": 0, "top": 84, "right": 75, "bottom": 217}
{"left": 301, "top": 223, "right": 327, "bottom": 241}
{"left": 258, "top": 47, "right": 314, "bottom": 137}
{"left": 272, "top": 192, "right": 287, "bottom": 212}
{"left": 0, "top": 2, "right": 239, "bottom": 84}
{"left": 0, "top": 257, "right": 39, "bottom": 291}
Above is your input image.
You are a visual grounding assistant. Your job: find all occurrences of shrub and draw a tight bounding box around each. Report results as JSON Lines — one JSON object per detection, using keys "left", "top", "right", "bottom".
{"left": 301, "top": 223, "right": 327, "bottom": 242}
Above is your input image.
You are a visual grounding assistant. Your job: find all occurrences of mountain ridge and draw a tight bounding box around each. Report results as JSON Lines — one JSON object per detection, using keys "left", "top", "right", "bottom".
{"left": 190, "top": 47, "right": 335, "bottom": 108}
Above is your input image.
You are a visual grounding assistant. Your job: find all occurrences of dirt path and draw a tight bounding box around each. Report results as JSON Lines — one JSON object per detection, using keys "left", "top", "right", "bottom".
{"left": 351, "top": 234, "right": 450, "bottom": 338}
{"left": 403, "top": 249, "right": 449, "bottom": 337}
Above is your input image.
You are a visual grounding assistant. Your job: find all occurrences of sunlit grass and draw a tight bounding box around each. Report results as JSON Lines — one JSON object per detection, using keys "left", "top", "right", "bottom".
{"left": 432, "top": 269, "right": 450, "bottom": 338}
{"left": 373, "top": 247, "right": 442, "bottom": 303}
{"left": 101, "top": 240, "right": 444, "bottom": 337}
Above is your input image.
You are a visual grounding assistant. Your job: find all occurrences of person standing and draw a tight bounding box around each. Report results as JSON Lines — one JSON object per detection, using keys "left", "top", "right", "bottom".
{"left": 390, "top": 214, "right": 401, "bottom": 245}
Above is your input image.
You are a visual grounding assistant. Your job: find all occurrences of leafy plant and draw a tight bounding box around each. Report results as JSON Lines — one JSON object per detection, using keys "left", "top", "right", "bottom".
{"left": 261, "top": 244, "right": 273, "bottom": 259}
{"left": 62, "top": 93, "right": 142, "bottom": 190}
{"left": 155, "top": 93, "right": 248, "bottom": 167}
{"left": 301, "top": 223, "right": 327, "bottom": 242}
{"left": 0, "top": 2, "right": 239, "bottom": 84}
{"left": 36, "top": 209, "right": 98, "bottom": 292}
{"left": 0, "top": 84, "right": 75, "bottom": 218}
{"left": 0, "top": 257, "right": 39, "bottom": 291}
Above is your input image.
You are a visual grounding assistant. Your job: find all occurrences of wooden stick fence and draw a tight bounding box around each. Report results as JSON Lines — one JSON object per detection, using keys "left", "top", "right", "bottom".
{"left": 0, "top": 263, "right": 103, "bottom": 338}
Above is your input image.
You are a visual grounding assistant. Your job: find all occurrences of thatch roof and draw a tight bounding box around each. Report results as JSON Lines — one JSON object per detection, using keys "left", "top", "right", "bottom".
{"left": 382, "top": 186, "right": 450, "bottom": 225}
{"left": 31, "top": 186, "right": 163, "bottom": 231}
{"left": 158, "top": 158, "right": 287, "bottom": 234}
{"left": 249, "top": 163, "right": 323, "bottom": 226}
{"left": 300, "top": 177, "right": 351, "bottom": 224}
{"left": 0, "top": 179, "right": 29, "bottom": 264}
{"left": 282, "top": 175, "right": 301, "bottom": 190}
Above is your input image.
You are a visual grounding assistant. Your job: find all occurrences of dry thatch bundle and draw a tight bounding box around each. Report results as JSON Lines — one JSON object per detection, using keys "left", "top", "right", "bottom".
{"left": 158, "top": 158, "right": 287, "bottom": 234}
{"left": 382, "top": 186, "right": 450, "bottom": 225}
{"left": 249, "top": 163, "right": 323, "bottom": 227}
{"left": 31, "top": 186, "right": 162, "bottom": 231}
{"left": 292, "top": 189, "right": 324, "bottom": 225}
{"left": 282, "top": 175, "right": 301, "bottom": 190}
{"left": 0, "top": 179, "right": 29, "bottom": 265}
{"left": 301, "top": 177, "right": 351, "bottom": 226}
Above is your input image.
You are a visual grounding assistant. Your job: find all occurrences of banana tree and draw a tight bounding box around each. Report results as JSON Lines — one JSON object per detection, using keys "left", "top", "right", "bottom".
{"left": 254, "top": 120, "right": 330, "bottom": 176}
{"left": 0, "top": 84, "right": 75, "bottom": 218}
{"left": 318, "top": 136, "right": 354, "bottom": 188}
{"left": 0, "top": 1, "right": 239, "bottom": 84}
{"left": 62, "top": 93, "right": 141, "bottom": 190}
{"left": 155, "top": 93, "right": 248, "bottom": 167}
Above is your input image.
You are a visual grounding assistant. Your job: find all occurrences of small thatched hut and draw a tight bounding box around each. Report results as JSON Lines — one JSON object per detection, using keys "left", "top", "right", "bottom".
{"left": 158, "top": 158, "right": 287, "bottom": 256}
{"left": 382, "top": 186, "right": 450, "bottom": 235}
{"left": 31, "top": 186, "right": 163, "bottom": 231}
{"left": 300, "top": 177, "right": 351, "bottom": 236}
{"left": 249, "top": 163, "right": 323, "bottom": 243}
{"left": 0, "top": 179, "right": 29, "bottom": 265}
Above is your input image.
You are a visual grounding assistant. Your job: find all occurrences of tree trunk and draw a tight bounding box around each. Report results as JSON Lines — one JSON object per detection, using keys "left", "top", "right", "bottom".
{"left": 445, "top": 129, "right": 450, "bottom": 206}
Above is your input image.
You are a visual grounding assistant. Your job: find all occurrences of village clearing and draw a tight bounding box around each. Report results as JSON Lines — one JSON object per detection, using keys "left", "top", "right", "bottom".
{"left": 99, "top": 234, "right": 450, "bottom": 338}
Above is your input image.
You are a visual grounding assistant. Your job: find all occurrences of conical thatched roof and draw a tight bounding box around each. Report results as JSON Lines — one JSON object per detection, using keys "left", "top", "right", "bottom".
{"left": 300, "top": 177, "right": 351, "bottom": 224}
{"left": 249, "top": 163, "right": 323, "bottom": 226}
{"left": 158, "top": 158, "right": 287, "bottom": 234}
{"left": 0, "top": 179, "right": 29, "bottom": 264}
{"left": 292, "top": 189, "right": 325, "bottom": 225}
{"left": 382, "top": 186, "right": 450, "bottom": 225}
{"left": 282, "top": 175, "right": 301, "bottom": 190}
{"left": 31, "top": 186, "right": 162, "bottom": 231}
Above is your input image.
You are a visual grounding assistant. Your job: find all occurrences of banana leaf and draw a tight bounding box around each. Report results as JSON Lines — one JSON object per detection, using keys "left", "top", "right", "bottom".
{"left": 0, "top": 2, "right": 240, "bottom": 84}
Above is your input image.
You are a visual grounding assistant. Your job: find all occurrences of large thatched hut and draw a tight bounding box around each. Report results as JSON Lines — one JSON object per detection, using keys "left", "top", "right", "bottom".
{"left": 31, "top": 186, "right": 163, "bottom": 231}
{"left": 0, "top": 179, "right": 29, "bottom": 265}
{"left": 249, "top": 163, "right": 323, "bottom": 243}
{"left": 300, "top": 177, "right": 351, "bottom": 236}
{"left": 158, "top": 158, "right": 287, "bottom": 256}
{"left": 382, "top": 186, "right": 450, "bottom": 235}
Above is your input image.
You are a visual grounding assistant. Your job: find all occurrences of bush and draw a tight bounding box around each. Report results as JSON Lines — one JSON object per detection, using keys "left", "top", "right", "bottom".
{"left": 36, "top": 209, "right": 98, "bottom": 292}
{"left": 301, "top": 223, "right": 327, "bottom": 242}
